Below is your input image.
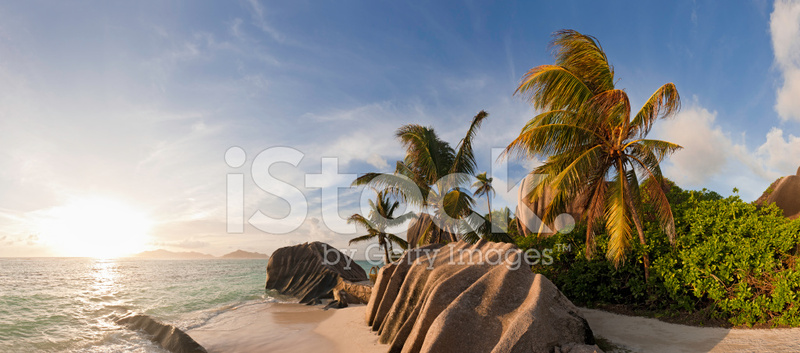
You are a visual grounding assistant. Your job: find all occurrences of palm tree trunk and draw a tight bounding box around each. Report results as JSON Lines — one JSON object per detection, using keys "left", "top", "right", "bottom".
{"left": 486, "top": 198, "right": 492, "bottom": 232}
{"left": 380, "top": 235, "right": 390, "bottom": 265}
{"left": 584, "top": 224, "right": 595, "bottom": 260}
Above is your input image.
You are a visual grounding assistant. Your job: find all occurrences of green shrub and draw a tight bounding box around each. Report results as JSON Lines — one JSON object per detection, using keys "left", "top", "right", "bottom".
{"left": 652, "top": 193, "right": 800, "bottom": 326}
{"left": 518, "top": 223, "right": 657, "bottom": 307}
{"left": 517, "top": 182, "right": 800, "bottom": 327}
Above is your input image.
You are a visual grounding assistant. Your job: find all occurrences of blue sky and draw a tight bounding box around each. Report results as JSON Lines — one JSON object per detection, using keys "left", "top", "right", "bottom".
{"left": 1, "top": 0, "right": 799, "bottom": 257}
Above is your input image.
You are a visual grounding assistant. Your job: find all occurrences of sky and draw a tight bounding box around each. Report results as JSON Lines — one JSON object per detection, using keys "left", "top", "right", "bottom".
{"left": 1, "top": 0, "right": 799, "bottom": 258}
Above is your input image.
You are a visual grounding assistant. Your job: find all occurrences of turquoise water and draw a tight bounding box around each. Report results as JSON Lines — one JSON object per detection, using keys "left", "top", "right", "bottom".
{"left": 0, "top": 257, "right": 374, "bottom": 352}
{"left": 0, "top": 258, "right": 274, "bottom": 352}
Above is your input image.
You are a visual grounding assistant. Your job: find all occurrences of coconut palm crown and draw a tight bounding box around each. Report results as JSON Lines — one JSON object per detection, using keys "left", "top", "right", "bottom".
{"left": 353, "top": 111, "right": 489, "bottom": 245}
{"left": 347, "top": 189, "right": 413, "bottom": 264}
{"left": 472, "top": 172, "right": 495, "bottom": 224}
{"left": 504, "top": 30, "right": 682, "bottom": 279}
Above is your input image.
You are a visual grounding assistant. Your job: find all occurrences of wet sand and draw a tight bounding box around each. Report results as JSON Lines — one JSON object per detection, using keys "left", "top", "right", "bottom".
{"left": 187, "top": 303, "right": 384, "bottom": 353}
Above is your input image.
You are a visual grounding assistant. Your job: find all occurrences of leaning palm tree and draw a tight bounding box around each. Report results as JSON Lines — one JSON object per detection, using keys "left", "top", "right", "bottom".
{"left": 347, "top": 190, "right": 413, "bottom": 264}
{"left": 354, "top": 111, "right": 489, "bottom": 246}
{"left": 504, "top": 30, "right": 681, "bottom": 282}
{"left": 472, "top": 172, "right": 495, "bottom": 225}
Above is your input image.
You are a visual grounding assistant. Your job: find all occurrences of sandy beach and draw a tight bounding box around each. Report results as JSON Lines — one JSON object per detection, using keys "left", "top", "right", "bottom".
{"left": 187, "top": 302, "right": 800, "bottom": 353}
{"left": 187, "top": 303, "right": 385, "bottom": 353}
{"left": 582, "top": 308, "right": 800, "bottom": 353}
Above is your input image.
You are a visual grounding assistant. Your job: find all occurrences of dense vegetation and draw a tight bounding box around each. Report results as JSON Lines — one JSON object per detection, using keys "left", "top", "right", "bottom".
{"left": 504, "top": 30, "right": 681, "bottom": 282}
{"left": 347, "top": 28, "right": 800, "bottom": 328}
{"left": 522, "top": 182, "right": 800, "bottom": 327}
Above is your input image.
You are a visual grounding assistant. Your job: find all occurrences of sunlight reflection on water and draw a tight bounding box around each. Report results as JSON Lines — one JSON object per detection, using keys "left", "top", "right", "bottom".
{"left": 0, "top": 257, "right": 270, "bottom": 352}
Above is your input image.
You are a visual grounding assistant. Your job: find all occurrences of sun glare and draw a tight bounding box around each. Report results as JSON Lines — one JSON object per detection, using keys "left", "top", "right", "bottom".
{"left": 38, "top": 197, "right": 153, "bottom": 258}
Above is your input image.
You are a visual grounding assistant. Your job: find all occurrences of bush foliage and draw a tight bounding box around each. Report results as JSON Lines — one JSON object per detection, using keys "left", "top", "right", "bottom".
{"left": 518, "top": 183, "right": 800, "bottom": 327}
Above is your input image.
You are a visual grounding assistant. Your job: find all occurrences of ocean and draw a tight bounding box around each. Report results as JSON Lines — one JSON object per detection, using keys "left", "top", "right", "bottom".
{"left": 0, "top": 257, "right": 374, "bottom": 353}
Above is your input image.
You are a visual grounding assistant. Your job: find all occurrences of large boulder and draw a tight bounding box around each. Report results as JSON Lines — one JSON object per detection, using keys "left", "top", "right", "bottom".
{"left": 367, "top": 240, "right": 602, "bottom": 353}
{"left": 756, "top": 166, "right": 800, "bottom": 219}
{"left": 265, "top": 242, "right": 367, "bottom": 304}
{"left": 516, "top": 174, "right": 588, "bottom": 237}
{"left": 115, "top": 313, "right": 207, "bottom": 353}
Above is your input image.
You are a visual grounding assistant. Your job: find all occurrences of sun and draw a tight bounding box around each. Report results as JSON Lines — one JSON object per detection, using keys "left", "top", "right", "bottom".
{"left": 38, "top": 196, "right": 153, "bottom": 258}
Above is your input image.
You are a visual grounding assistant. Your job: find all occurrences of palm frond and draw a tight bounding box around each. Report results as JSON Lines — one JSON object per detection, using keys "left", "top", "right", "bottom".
{"left": 385, "top": 210, "right": 417, "bottom": 228}
{"left": 551, "top": 29, "right": 615, "bottom": 93}
{"left": 348, "top": 233, "right": 376, "bottom": 245}
{"left": 396, "top": 124, "right": 454, "bottom": 186}
{"left": 505, "top": 122, "right": 602, "bottom": 160}
{"left": 385, "top": 233, "right": 409, "bottom": 250}
{"left": 605, "top": 174, "right": 631, "bottom": 266}
{"left": 582, "top": 89, "right": 631, "bottom": 131}
{"left": 472, "top": 172, "right": 495, "bottom": 198}
{"left": 354, "top": 172, "right": 425, "bottom": 207}
{"left": 515, "top": 65, "right": 592, "bottom": 112}
{"left": 625, "top": 139, "right": 683, "bottom": 165}
{"left": 450, "top": 110, "right": 488, "bottom": 176}
{"left": 628, "top": 154, "right": 677, "bottom": 243}
{"left": 440, "top": 188, "right": 475, "bottom": 220}
{"left": 347, "top": 214, "right": 375, "bottom": 231}
{"left": 631, "top": 83, "right": 680, "bottom": 138}
{"left": 583, "top": 177, "right": 608, "bottom": 259}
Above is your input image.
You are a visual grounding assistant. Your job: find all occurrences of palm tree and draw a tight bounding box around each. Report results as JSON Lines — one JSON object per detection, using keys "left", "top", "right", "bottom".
{"left": 347, "top": 190, "right": 413, "bottom": 264}
{"left": 472, "top": 172, "right": 495, "bottom": 225}
{"left": 504, "top": 30, "right": 681, "bottom": 282}
{"left": 354, "top": 111, "right": 489, "bottom": 246}
{"left": 461, "top": 207, "right": 516, "bottom": 244}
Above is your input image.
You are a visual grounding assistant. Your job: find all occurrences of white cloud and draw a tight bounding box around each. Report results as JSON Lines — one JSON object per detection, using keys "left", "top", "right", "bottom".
{"left": 366, "top": 154, "right": 389, "bottom": 170}
{"left": 770, "top": 0, "right": 800, "bottom": 121}
{"left": 755, "top": 127, "right": 800, "bottom": 175}
{"left": 654, "top": 105, "right": 731, "bottom": 185}
{"left": 655, "top": 102, "right": 800, "bottom": 198}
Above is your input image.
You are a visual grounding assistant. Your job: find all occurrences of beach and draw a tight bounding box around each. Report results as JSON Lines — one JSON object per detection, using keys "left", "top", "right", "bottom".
{"left": 187, "top": 303, "right": 385, "bottom": 353}
{"left": 583, "top": 308, "right": 800, "bottom": 353}
{"left": 186, "top": 302, "right": 800, "bottom": 353}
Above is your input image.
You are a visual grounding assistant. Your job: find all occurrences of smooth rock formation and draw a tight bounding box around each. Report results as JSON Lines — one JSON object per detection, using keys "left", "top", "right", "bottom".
{"left": 406, "top": 213, "right": 457, "bottom": 248}
{"left": 333, "top": 277, "right": 373, "bottom": 304}
{"left": 367, "top": 241, "right": 601, "bottom": 353}
{"left": 756, "top": 167, "right": 800, "bottom": 219}
{"left": 265, "top": 242, "right": 367, "bottom": 304}
{"left": 516, "top": 174, "right": 588, "bottom": 237}
{"left": 324, "top": 290, "right": 351, "bottom": 310}
{"left": 116, "top": 313, "right": 207, "bottom": 353}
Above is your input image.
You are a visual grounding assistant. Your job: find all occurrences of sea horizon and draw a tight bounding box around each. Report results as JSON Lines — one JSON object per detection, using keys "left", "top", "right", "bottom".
{"left": 0, "top": 257, "right": 374, "bottom": 352}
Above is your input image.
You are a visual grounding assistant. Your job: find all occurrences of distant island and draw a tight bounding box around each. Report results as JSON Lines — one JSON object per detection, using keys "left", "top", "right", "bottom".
{"left": 220, "top": 250, "right": 269, "bottom": 259}
{"left": 131, "top": 249, "right": 268, "bottom": 259}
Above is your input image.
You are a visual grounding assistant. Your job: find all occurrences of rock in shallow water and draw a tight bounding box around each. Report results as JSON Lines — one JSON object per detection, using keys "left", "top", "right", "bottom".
{"left": 265, "top": 241, "right": 367, "bottom": 304}
{"left": 367, "top": 240, "right": 603, "bottom": 353}
{"left": 115, "top": 313, "right": 207, "bottom": 353}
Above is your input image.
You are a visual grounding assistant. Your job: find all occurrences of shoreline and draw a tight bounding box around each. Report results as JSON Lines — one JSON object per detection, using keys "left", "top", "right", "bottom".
{"left": 186, "top": 302, "right": 385, "bottom": 353}
{"left": 185, "top": 301, "right": 800, "bottom": 353}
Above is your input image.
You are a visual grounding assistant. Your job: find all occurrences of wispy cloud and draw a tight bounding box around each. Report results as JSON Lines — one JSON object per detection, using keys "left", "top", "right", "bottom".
{"left": 245, "top": 0, "right": 285, "bottom": 43}
{"left": 655, "top": 101, "right": 800, "bottom": 199}
{"left": 770, "top": 0, "right": 800, "bottom": 121}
